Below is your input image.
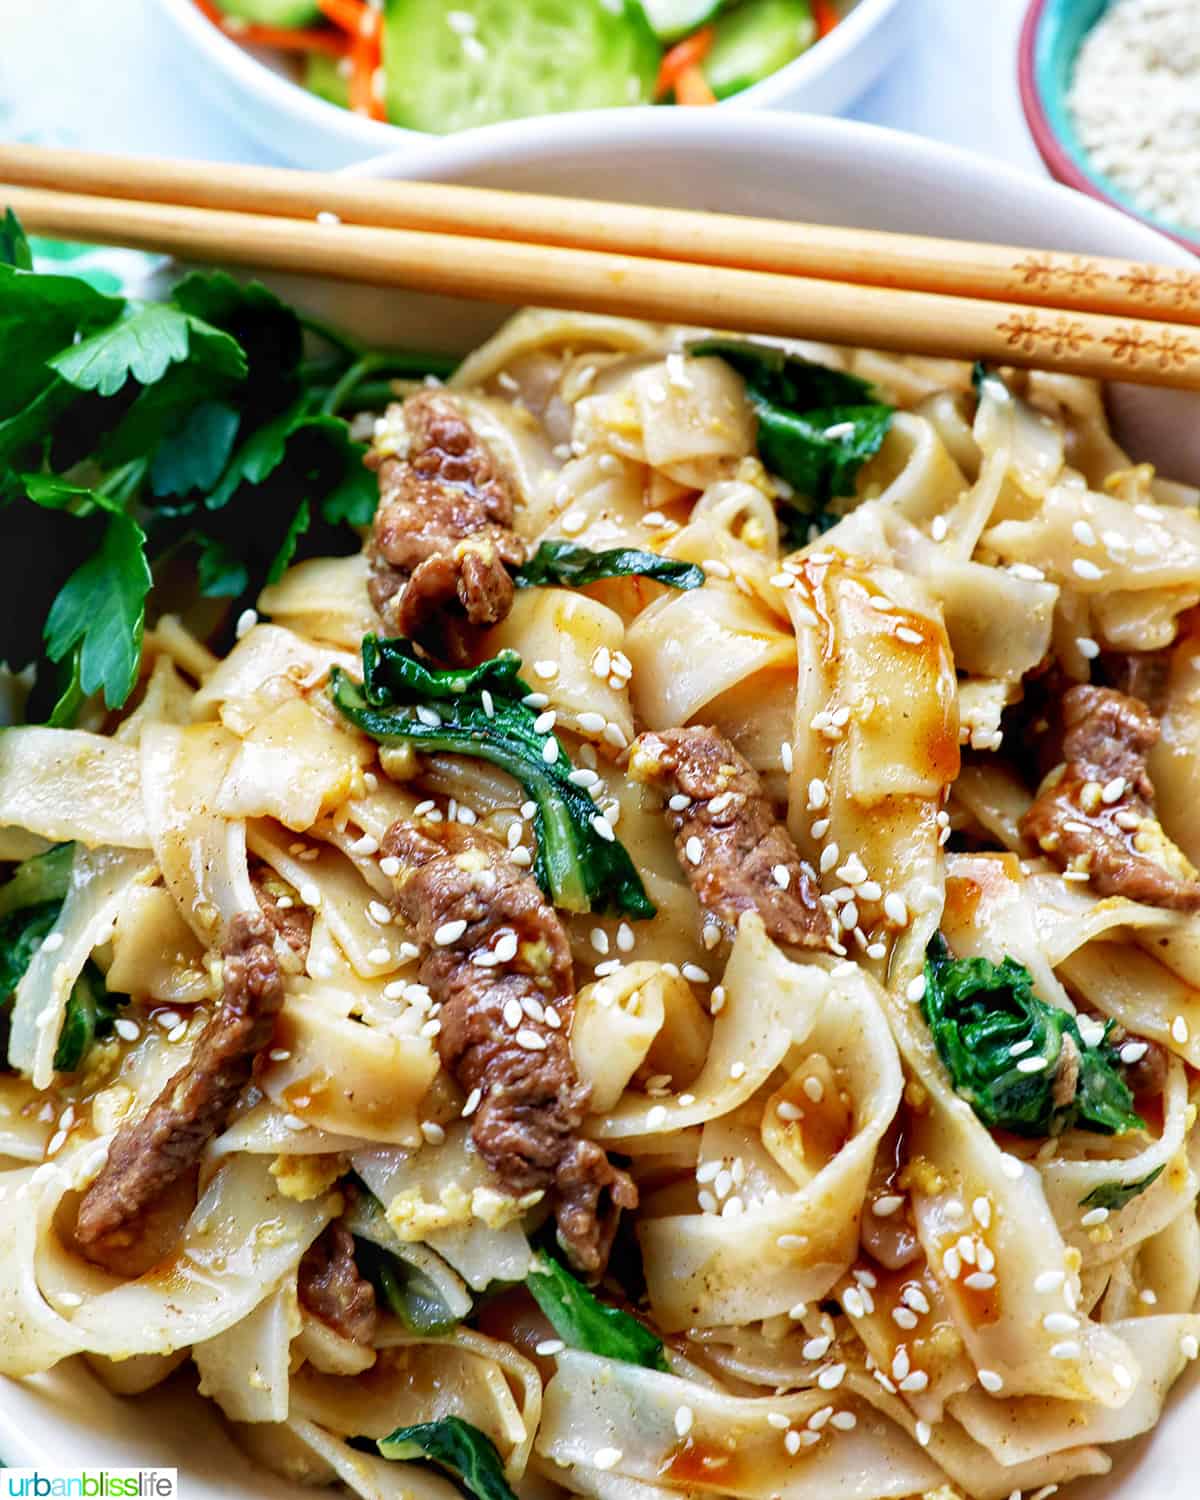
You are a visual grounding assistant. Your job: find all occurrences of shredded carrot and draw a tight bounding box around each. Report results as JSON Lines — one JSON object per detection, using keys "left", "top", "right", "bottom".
{"left": 348, "top": 21, "right": 386, "bottom": 120}
{"left": 655, "top": 27, "right": 714, "bottom": 100}
{"left": 192, "top": 0, "right": 348, "bottom": 55}
{"left": 316, "top": 0, "right": 373, "bottom": 35}
{"left": 812, "top": 0, "right": 839, "bottom": 38}
{"left": 673, "top": 64, "right": 718, "bottom": 106}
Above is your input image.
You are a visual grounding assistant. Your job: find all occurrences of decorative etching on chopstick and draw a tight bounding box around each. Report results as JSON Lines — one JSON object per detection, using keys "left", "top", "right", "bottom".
{"left": 1114, "top": 267, "right": 1200, "bottom": 309}
{"left": 996, "top": 313, "right": 1094, "bottom": 359}
{"left": 1100, "top": 325, "right": 1200, "bottom": 370}
{"left": 1012, "top": 254, "right": 1107, "bottom": 297}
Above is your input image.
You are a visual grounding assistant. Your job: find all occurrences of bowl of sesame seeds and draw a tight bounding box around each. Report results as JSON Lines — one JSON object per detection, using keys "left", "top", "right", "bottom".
{"left": 1019, "top": 0, "right": 1200, "bottom": 255}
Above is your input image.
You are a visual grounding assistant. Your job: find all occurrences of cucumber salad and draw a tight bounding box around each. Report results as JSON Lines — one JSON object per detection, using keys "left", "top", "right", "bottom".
{"left": 196, "top": 0, "right": 845, "bottom": 133}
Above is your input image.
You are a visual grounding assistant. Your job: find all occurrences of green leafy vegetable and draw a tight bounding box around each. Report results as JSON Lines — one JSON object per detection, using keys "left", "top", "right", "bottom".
{"left": 690, "top": 337, "right": 893, "bottom": 517}
{"left": 0, "top": 210, "right": 31, "bottom": 270}
{"left": 0, "top": 844, "right": 124, "bottom": 1071}
{"left": 43, "top": 506, "right": 152, "bottom": 710}
{"left": 0, "top": 844, "right": 74, "bottom": 1000}
{"left": 526, "top": 1251, "right": 667, "bottom": 1370}
{"left": 377, "top": 1418, "right": 517, "bottom": 1500}
{"left": 53, "top": 961, "right": 125, "bottom": 1073}
{"left": 331, "top": 637, "right": 653, "bottom": 918}
{"left": 0, "top": 209, "right": 451, "bottom": 723}
{"left": 513, "top": 540, "right": 704, "bottom": 592}
{"left": 1079, "top": 1166, "right": 1165, "bottom": 1213}
{"left": 922, "top": 935, "right": 1142, "bottom": 1138}
{"left": 355, "top": 1236, "right": 460, "bottom": 1334}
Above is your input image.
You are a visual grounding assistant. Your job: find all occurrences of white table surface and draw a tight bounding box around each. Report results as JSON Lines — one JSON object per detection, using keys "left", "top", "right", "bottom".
{"left": 0, "top": 0, "right": 1043, "bottom": 176}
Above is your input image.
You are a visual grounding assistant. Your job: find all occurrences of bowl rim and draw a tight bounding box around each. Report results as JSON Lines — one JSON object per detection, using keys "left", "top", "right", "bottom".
{"left": 1016, "top": 0, "right": 1200, "bottom": 258}
{"left": 155, "top": 0, "right": 905, "bottom": 152}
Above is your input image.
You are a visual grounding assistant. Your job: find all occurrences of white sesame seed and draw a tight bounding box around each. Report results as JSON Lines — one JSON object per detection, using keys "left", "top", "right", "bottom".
{"left": 1075, "top": 635, "right": 1100, "bottom": 659}
{"left": 283, "top": 1114, "right": 307, "bottom": 1131}
{"left": 893, "top": 1306, "right": 919, "bottom": 1330}
{"left": 1081, "top": 1206, "right": 1110, "bottom": 1227}
{"left": 592, "top": 1449, "right": 622, "bottom": 1471}
{"left": 899, "top": 1370, "right": 929, "bottom": 1392}
{"left": 817, "top": 1363, "right": 846, "bottom": 1390}
{"left": 883, "top": 893, "right": 908, "bottom": 926}
{"left": 533, "top": 660, "right": 559, "bottom": 680}
{"left": 1182, "top": 1334, "right": 1199, "bottom": 1360}
{"left": 767, "top": 1411, "right": 790, "bottom": 1430}
{"left": 772, "top": 863, "right": 791, "bottom": 890}
{"left": 963, "top": 1271, "right": 996, "bottom": 1291}
{"left": 300, "top": 883, "right": 321, "bottom": 908}
{"left": 673, "top": 1406, "right": 694, "bottom": 1438}
{"left": 803, "top": 1074, "right": 825, "bottom": 1103}
{"left": 1017, "top": 1055, "right": 1049, "bottom": 1073}
{"left": 1173, "top": 1015, "right": 1190, "bottom": 1044}
{"left": 902, "top": 1286, "right": 930, "bottom": 1314}
{"left": 533, "top": 710, "right": 557, "bottom": 734}
{"left": 729, "top": 1061, "right": 747, "bottom": 1080}
{"left": 235, "top": 607, "right": 258, "bottom": 638}
{"left": 891, "top": 1349, "right": 910, "bottom": 1381}
{"left": 590, "top": 927, "right": 610, "bottom": 955}
{"left": 578, "top": 712, "right": 607, "bottom": 734}
{"left": 843, "top": 1287, "right": 866, "bottom": 1318}
{"left": 591, "top": 813, "right": 615, "bottom": 842}
{"left": 1034, "top": 1270, "right": 1066, "bottom": 1294}
{"left": 367, "top": 945, "right": 391, "bottom": 965}
{"left": 380, "top": 855, "right": 401, "bottom": 877}
{"left": 646, "top": 1105, "right": 668, "bottom": 1130}
{"left": 462, "top": 1087, "right": 482, "bottom": 1117}
{"left": 895, "top": 625, "right": 923, "bottom": 646}
{"left": 831, "top": 1411, "right": 857, "bottom": 1431}
{"left": 915, "top": 1421, "right": 931, "bottom": 1447}
{"left": 1050, "top": 1341, "right": 1081, "bottom": 1360}
{"left": 1072, "top": 520, "right": 1097, "bottom": 547}
{"left": 1073, "top": 558, "right": 1104, "bottom": 581}
{"left": 943, "top": 1248, "right": 962, "bottom": 1279}
{"left": 906, "top": 975, "right": 927, "bottom": 1003}
{"left": 1043, "top": 1312, "right": 1080, "bottom": 1334}
{"left": 114, "top": 1017, "right": 140, "bottom": 1042}
{"left": 1120, "top": 1041, "right": 1149, "bottom": 1064}
{"left": 516, "top": 1027, "right": 547, "bottom": 1052}
{"left": 434, "top": 919, "right": 467, "bottom": 945}
{"left": 808, "top": 778, "right": 829, "bottom": 810}
{"left": 783, "top": 1430, "right": 802, "bottom": 1455}
{"left": 820, "top": 843, "right": 840, "bottom": 874}
{"left": 978, "top": 1369, "right": 1004, "bottom": 1393}
{"left": 685, "top": 835, "right": 703, "bottom": 865}
{"left": 420, "top": 1121, "right": 446, "bottom": 1145}
{"left": 503, "top": 999, "right": 523, "bottom": 1030}
{"left": 780, "top": 741, "right": 794, "bottom": 773}
{"left": 872, "top": 1194, "right": 904, "bottom": 1218}
{"left": 542, "top": 738, "right": 559, "bottom": 765}
{"left": 535, "top": 1339, "right": 566, "bottom": 1357}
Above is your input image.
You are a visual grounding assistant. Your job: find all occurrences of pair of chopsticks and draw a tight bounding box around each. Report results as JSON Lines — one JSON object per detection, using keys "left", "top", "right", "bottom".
{"left": 3, "top": 144, "right": 1200, "bottom": 390}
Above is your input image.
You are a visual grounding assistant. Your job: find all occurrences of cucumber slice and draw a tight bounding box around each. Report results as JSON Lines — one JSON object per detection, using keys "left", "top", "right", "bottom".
{"left": 215, "top": 0, "right": 322, "bottom": 24}
{"left": 639, "top": 0, "right": 723, "bottom": 44}
{"left": 382, "top": 0, "right": 660, "bottom": 134}
{"left": 703, "top": 0, "right": 814, "bottom": 99}
{"left": 305, "top": 51, "right": 350, "bottom": 108}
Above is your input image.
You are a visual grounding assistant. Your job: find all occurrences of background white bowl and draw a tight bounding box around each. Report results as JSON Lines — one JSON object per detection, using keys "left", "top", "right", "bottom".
{"left": 2, "top": 109, "right": 1198, "bottom": 1498}
{"left": 153, "top": 0, "right": 909, "bottom": 168}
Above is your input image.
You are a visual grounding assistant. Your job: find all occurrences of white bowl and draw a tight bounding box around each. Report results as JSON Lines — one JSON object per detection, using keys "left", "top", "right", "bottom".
{"left": 2, "top": 111, "right": 1199, "bottom": 1499}
{"left": 152, "top": 0, "right": 909, "bottom": 168}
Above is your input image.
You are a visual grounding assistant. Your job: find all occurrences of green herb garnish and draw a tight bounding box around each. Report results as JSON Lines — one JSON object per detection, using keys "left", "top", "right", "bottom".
{"left": 331, "top": 637, "right": 653, "bottom": 918}
{"left": 526, "top": 1250, "right": 667, "bottom": 1371}
{"left": 513, "top": 540, "right": 703, "bottom": 592}
{"left": 921, "top": 935, "right": 1142, "bottom": 1138}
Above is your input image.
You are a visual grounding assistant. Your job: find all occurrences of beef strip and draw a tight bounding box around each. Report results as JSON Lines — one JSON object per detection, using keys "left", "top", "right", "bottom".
{"left": 1019, "top": 685, "right": 1200, "bottom": 910}
{"left": 298, "top": 1224, "right": 378, "bottom": 1344}
{"left": 383, "top": 819, "right": 636, "bottom": 1274}
{"left": 628, "top": 726, "right": 833, "bottom": 949}
{"left": 366, "top": 391, "right": 527, "bottom": 664}
{"left": 75, "top": 911, "right": 284, "bottom": 1268}
{"left": 250, "top": 859, "right": 313, "bottom": 961}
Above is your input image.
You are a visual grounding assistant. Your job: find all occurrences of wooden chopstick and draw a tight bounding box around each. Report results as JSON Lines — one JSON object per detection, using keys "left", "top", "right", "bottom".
{"left": 5, "top": 177, "right": 1200, "bottom": 392}
{"left": 5, "top": 143, "right": 1200, "bottom": 327}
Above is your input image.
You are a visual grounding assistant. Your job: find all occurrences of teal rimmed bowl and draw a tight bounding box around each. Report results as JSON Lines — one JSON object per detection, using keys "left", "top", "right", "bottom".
{"left": 1018, "top": 0, "right": 1200, "bottom": 255}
